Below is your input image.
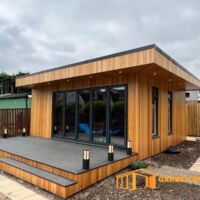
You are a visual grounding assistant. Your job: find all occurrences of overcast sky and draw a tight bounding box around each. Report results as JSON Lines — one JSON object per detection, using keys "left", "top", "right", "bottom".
{"left": 0, "top": 0, "right": 200, "bottom": 78}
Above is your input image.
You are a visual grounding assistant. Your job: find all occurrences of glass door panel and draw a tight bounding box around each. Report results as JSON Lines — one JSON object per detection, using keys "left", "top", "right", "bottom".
{"left": 78, "top": 90, "right": 91, "bottom": 141}
{"left": 93, "top": 88, "right": 107, "bottom": 144}
{"left": 64, "top": 92, "right": 76, "bottom": 139}
{"left": 53, "top": 93, "right": 64, "bottom": 137}
{"left": 110, "top": 86, "right": 126, "bottom": 146}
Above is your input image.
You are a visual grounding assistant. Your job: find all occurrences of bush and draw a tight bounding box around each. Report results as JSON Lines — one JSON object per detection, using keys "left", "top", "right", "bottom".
{"left": 130, "top": 161, "right": 148, "bottom": 170}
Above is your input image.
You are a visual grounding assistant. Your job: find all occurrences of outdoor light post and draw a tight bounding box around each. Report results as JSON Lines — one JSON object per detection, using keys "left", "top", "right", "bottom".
{"left": 83, "top": 149, "right": 90, "bottom": 170}
{"left": 22, "top": 128, "right": 26, "bottom": 137}
{"left": 127, "top": 141, "right": 132, "bottom": 155}
{"left": 108, "top": 144, "right": 114, "bottom": 162}
{"left": 3, "top": 128, "right": 7, "bottom": 139}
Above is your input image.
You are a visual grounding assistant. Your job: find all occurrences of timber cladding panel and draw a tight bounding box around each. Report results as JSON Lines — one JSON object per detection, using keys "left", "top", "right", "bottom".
{"left": 16, "top": 48, "right": 155, "bottom": 87}
{"left": 30, "top": 72, "right": 186, "bottom": 160}
{"left": 186, "top": 102, "right": 200, "bottom": 137}
{"left": 0, "top": 150, "right": 137, "bottom": 198}
{"left": 15, "top": 45, "right": 200, "bottom": 90}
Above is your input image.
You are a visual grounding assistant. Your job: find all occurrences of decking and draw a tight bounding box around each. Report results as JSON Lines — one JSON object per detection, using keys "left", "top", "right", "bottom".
{"left": 0, "top": 137, "right": 137, "bottom": 198}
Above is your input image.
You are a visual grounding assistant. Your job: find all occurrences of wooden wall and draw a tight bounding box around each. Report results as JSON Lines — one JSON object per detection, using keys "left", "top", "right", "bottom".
{"left": 30, "top": 72, "right": 186, "bottom": 159}
{"left": 186, "top": 103, "right": 200, "bottom": 137}
{"left": 135, "top": 74, "right": 186, "bottom": 159}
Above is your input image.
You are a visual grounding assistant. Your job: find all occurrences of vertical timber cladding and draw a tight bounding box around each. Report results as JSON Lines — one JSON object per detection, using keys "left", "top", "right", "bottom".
{"left": 136, "top": 73, "right": 186, "bottom": 160}
{"left": 30, "top": 72, "right": 186, "bottom": 159}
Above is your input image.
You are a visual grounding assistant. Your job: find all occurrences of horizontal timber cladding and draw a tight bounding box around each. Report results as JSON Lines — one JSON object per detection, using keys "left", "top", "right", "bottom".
{"left": 30, "top": 71, "right": 186, "bottom": 159}
{"left": 16, "top": 45, "right": 200, "bottom": 89}
{"left": 0, "top": 150, "right": 138, "bottom": 198}
{"left": 16, "top": 48, "right": 155, "bottom": 87}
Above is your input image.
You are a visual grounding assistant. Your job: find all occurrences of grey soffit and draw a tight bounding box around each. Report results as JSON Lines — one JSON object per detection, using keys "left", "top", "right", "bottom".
{"left": 0, "top": 157, "right": 76, "bottom": 187}
{"left": 16, "top": 44, "right": 199, "bottom": 82}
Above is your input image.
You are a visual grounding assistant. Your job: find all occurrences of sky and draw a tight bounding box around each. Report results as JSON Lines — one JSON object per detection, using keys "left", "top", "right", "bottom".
{"left": 0, "top": 0, "right": 200, "bottom": 78}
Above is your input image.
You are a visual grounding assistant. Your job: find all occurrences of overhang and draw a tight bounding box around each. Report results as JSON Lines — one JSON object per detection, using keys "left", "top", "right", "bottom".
{"left": 15, "top": 44, "right": 200, "bottom": 90}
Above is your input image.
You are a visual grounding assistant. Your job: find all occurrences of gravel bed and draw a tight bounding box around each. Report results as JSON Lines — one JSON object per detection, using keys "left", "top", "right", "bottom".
{"left": 146, "top": 141, "right": 200, "bottom": 169}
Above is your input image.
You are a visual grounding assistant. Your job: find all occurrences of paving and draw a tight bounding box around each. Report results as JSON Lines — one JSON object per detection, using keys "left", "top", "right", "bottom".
{"left": 0, "top": 136, "right": 129, "bottom": 173}
{"left": 190, "top": 157, "right": 200, "bottom": 172}
{"left": 0, "top": 173, "right": 47, "bottom": 200}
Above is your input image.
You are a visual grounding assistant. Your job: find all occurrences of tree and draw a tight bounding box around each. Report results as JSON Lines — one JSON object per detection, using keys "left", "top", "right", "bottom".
{"left": 0, "top": 72, "right": 31, "bottom": 95}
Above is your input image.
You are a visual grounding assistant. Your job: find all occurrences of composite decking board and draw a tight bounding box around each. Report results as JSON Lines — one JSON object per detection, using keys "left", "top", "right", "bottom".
{"left": 0, "top": 157, "right": 76, "bottom": 186}
{"left": 0, "top": 137, "right": 129, "bottom": 173}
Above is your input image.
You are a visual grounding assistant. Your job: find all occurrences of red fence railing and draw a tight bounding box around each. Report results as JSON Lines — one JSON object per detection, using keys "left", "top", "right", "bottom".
{"left": 0, "top": 108, "right": 31, "bottom": 137}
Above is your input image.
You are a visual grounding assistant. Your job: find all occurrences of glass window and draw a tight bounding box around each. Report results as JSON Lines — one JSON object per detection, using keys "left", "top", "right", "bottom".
{"left": 52, "top": 85, "right": 127, "bottom": 148}
{"left": 93, "top": 88, "right": 107, "bottom": 144}
{"left": 110, "top": 86, "right": 126, "bottom": 146}
{"left": 53, "top": 93, "right": 64, "bottom": 137}
{"left": 168, "top": 92, "right": 173, "bottom": 134}
{"left": 78, "top": 90, "right": 91, "bottom": 141}
{"left": 64, "top": 91, "right": 76, "bottom": 139}
{"left": 152, "top": 87, "right": 158, "bottom": 136}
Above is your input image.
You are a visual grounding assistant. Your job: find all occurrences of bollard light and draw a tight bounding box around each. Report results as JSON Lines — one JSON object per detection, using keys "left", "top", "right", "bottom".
{"left": 22, "top": 128, "right": 26, "bottom": 137}
{"left": 83, "top": 149, "right": 90, "bottom": 170}
{"left": 127, "top": 141, "right": 132, "bottom": 155}
{"left": 108, "top": 144, "right": 114, "bottom": 162}
{"left": 3, "top": 129, "right": 7, "bottom": 139}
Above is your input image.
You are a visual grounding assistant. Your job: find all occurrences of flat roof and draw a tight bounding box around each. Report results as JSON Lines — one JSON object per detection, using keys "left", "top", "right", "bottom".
{"left": 0, "top": 93, "right": 30, "bottom": 99}
{"left": 16, "top": 44, "right": 199, "bottom": 81}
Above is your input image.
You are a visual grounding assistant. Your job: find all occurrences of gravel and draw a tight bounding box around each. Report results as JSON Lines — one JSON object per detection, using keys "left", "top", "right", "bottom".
{"left": 146, "top": 141, "right": 200, "bottom": 169}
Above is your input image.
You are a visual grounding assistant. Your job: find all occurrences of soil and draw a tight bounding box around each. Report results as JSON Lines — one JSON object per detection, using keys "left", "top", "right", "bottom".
{"left": 147, "top": 141, "right": 200, "bottom": 169}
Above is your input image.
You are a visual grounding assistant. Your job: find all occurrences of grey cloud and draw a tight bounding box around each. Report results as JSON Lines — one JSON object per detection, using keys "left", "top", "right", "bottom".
{"left": 0, "top": 0, "right": 200, "bottom": 78}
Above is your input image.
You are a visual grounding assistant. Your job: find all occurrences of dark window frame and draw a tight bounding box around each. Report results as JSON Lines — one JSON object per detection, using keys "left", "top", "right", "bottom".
{"left": 52, "top": 84, "right": 128, "bottom": 149}
{"left": 168, "top": 91, "right": 173, "bottom": 134}
{"left": 152, "top": 87, "right": 159, "bottom": 137}
{"left": 185, "top": 92, "right": 190, "bottom": 98}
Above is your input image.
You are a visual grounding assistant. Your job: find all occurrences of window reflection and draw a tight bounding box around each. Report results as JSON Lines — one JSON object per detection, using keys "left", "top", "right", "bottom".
{"left": 110, "top": 86, "right": 125, "bottom": 146}
{"left": 64, "top": 92, "right": 76, "bottom": 139}
{"left": 93, "top": 88, "right": 107, "bottom": 144}
{"left": 78, "top": 90, "right": 90, "bottom": 141}
{"left": 53, "top": 93, "right": 64, "bottom": 137}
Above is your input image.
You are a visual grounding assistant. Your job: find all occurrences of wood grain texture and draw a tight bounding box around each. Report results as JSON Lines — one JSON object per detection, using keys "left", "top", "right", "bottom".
{"left": 186, "top": 102, "right": 200, "bottom": 137}
{"left": 30, "top": 72, "right": 186, "bottom": 160}
{"left": 16, "top": 47, "right": 200, "bottom": 90}
{"left": 0, "top": 150, "right": 137, "bottom": 198}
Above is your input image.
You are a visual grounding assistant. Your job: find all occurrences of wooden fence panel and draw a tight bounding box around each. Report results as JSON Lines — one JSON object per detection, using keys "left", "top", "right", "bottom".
{"left": 186, "top": 103, "right": 200, "bottom": 137}
{"left": 0, "top": 109, "right": 30, "bottom": 137}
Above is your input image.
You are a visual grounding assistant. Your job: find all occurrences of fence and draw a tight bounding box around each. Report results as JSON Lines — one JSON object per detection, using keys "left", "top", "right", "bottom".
{"left": 186, "top": 103, "right": 200, "bottom": 137}
{"left": 0, "top": 108, "right": 30, "bottom": 137}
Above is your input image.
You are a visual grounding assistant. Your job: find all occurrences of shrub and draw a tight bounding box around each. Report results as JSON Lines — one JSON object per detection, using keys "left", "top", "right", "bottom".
{"left": 130, "top": 161, "right": 148, "bottom": 170}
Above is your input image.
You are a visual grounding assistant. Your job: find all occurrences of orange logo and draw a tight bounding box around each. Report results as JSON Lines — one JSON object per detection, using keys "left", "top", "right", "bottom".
{"left": 116, "top": 169, "right": 157, "bottom": 190}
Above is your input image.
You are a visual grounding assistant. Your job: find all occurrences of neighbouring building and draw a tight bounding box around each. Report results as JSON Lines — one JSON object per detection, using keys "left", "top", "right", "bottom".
{"left": 0, "top": 93, "right": 32, "bottom": 109}
{"left": 185, "top": 90, "right": 200, "bottom": 102}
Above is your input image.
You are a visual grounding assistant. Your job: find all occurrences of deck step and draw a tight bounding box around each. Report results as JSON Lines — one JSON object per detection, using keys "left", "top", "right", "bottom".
{"left": 0, "top": 157, "right": 76, "bottom": 187}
